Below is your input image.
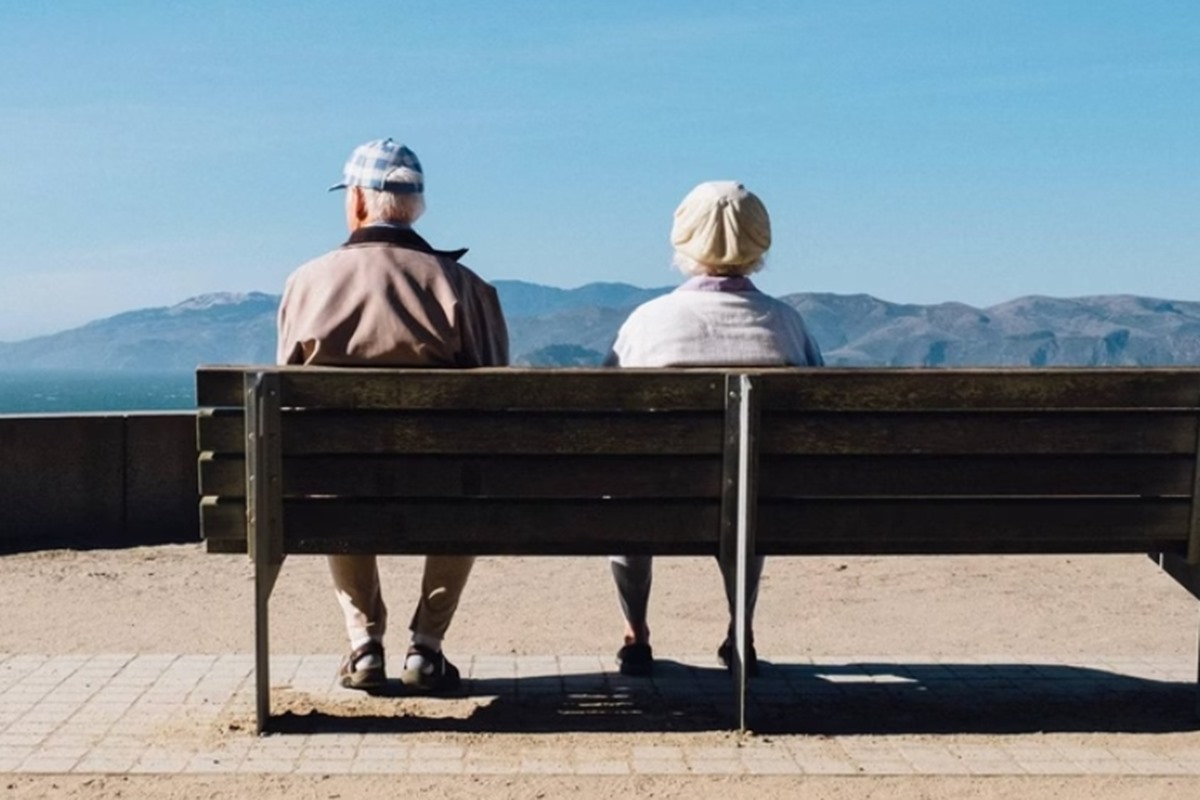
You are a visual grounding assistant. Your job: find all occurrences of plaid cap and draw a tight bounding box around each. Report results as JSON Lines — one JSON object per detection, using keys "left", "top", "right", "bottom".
{"left": 329, "top": 138, "right": 424, "bottom": 194}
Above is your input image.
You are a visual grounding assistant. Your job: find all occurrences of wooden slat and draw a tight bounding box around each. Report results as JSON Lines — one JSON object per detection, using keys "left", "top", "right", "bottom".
{"left": 199, "top": 410, "right": 724, "bottom": 456}
{"left": 752, "top": 368, "right": 1200, "bottom": 411}
{"left": 202, "top": 495, "right": 1193, "bottom": 556}
{"left": 200, "top": 496, "right": 247, "bottom": 552}
{"left": 196, "top": 368, "right": 243, "bottom": 407}
{"left": 198, "top": 409, "right": 238, "bottom": 452}
{"left": 200, "top": 453, "right": 723, "bottom": 499}
{"left": 201, "top": 452, "right": 1193, "bottom": 500}
{"left": 755, "top": 538, "right": 1190, "bottom": 556}
{"left": 200, "top": 498, "right": 721, "bottom": 556}
{"left": 198, "top": 453, "right": 240, "bottom": 495}
{"left": 197, "top": 366, "right": 728, "bottom": 411}
{"left": 199, "top": 367, "right": 1200, "bottom": 413}
{"left": 755, "top": 497, "right": 1192, "bottom": 554}
{"left": 760, "top": 411, "right": 1198, "bottom": 455}
{"left": 757, "top": 454, "right": 1194, "bottom": 497}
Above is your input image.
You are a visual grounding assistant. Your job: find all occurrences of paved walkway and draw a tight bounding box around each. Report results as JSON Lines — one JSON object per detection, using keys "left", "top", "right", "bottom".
{"left": 1, "top": 652, "right": 1198, "bottom": 776}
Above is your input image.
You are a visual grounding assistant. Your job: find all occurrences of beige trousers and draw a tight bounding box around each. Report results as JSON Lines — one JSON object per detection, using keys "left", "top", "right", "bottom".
{"left": 328, "top": 554, "right": 475, "bottom": 644}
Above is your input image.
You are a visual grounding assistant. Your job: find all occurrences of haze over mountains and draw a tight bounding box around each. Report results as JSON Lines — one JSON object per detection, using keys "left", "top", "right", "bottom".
{"left": 3, "top": 280, "right": 1200, "bottom": 370}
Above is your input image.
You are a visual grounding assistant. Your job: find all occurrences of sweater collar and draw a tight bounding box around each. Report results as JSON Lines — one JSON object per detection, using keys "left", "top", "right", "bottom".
{"left": 677, "top": 275, "right": 757, "bottom": 293}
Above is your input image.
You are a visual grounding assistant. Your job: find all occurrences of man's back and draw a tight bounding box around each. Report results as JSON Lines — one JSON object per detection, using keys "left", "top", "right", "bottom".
{"left": 277, "top": 227, "right": 507, "bottom": 368}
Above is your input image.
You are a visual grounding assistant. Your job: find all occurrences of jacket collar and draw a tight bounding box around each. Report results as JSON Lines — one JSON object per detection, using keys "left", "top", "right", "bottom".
{"left": 343, "top": 225, "right": 468, "bottom": 261}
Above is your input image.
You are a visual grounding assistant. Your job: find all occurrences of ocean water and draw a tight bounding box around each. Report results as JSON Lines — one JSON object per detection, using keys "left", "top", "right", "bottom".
{"left": 0, "top": 371, "right": 196, "bottom": 414}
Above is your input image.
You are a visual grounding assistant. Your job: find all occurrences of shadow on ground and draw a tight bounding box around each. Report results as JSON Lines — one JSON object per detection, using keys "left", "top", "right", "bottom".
{"left": 260, "top": 659, "right": 1200, "bottom": 737}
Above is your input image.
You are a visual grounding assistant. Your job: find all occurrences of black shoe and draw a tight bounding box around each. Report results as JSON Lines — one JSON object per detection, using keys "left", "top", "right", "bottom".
{"left": 616, "top": 642, "right": 654, "bottom": 676}
{"left": 717, "top": 639, "right": 759, "bottom": 677}
{"left": 338, "top": 639, "right": 386, "bottom": 691}
{"left": 400, "top": 644, "right": 462, "bottom": 693}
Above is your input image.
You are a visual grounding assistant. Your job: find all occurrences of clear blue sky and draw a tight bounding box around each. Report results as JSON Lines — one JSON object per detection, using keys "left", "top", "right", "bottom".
{"left": 1, "top": 1, "right": 1196, "bottom": 341}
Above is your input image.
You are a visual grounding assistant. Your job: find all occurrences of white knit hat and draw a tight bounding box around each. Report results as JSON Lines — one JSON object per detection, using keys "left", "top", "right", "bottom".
{"left": 670, "top": 181, "right": 771, "bottom": 267}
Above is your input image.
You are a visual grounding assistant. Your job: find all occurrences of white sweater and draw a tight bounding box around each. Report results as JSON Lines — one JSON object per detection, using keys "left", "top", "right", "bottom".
{"left": 607, "top": 278, "right": 823, "bottom": 367}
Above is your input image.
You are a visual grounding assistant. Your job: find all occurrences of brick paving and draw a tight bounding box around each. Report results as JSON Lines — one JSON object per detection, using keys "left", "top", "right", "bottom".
{"left": 1, "top": 651, "right": 1198, "bottom": 776}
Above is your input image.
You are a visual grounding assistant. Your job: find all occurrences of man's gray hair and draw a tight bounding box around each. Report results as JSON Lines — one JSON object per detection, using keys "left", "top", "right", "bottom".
{"left": 362, "top": 166, "right": 426, "bottom": 224}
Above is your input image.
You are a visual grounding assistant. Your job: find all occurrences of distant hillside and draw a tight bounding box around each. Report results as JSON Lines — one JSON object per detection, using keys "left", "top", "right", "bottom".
{"left": 792, "top": 293, "right": 1200, "bottom": 366}
{"left": 0, "top": 282, "right": 670, "bottom": 370}
{"left": 492, "top": 280, "right": 669, "bottom": 318}
{"left": 0, "top": 292, "right": 280, "bottom": 371}
{"left": 3, "top": 282, "right": 1200, "bottom": 370}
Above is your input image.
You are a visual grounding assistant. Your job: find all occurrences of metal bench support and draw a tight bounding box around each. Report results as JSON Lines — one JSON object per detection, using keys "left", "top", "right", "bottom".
{"left": 720, "top": 374, "right": 759, "bottom": 732}
{"left": 246, "top": 371, "right": 285, "bottom": 734}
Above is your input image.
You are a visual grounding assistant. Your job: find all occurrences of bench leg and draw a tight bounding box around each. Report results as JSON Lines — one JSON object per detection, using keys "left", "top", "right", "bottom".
{"left": 245, "top": 370, "right": 285, "bottom": 735}
{"left": 1150, "top": 553, "right": 1200, "bottom": 718}
{"left": 720, "top": 374, "right": 759, "bottom": 733}
{"left": 733, "top": 550, "right": 749, "bottom": 732}
{"left": 254, "top": 556, "right": 284, "bottom": 734}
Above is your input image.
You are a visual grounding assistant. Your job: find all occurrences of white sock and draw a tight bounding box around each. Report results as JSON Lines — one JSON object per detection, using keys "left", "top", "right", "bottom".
{"left": 410, "top": 633, "right": 442, "bottom": 653}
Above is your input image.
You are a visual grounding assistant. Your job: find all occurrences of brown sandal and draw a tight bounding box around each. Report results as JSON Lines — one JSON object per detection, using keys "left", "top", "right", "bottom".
{"left": 338, "top": 639, "right": 386, "bottom": 691}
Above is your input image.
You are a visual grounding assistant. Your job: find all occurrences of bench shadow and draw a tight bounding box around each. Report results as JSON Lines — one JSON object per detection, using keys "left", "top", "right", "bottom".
{"left": 265, "top": 658, "right": 1199, "bottom": 736}
{"left": 749, "top": 660, "right": 1199, "bottom": 736}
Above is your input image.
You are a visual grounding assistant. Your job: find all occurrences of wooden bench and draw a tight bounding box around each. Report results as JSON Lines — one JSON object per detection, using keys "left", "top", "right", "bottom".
{"left": 197, "top": 365, "right": 1200, "bottom": 734}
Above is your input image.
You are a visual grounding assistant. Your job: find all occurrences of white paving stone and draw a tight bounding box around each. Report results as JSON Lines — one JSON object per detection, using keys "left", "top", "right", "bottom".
{"left": 0, "top": 651, "right": 1193, "bottom": 777}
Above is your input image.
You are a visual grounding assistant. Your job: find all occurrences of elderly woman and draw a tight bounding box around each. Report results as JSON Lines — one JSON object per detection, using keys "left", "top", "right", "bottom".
{"left": 605, "top": 180, "right": 823, "bottom": 677}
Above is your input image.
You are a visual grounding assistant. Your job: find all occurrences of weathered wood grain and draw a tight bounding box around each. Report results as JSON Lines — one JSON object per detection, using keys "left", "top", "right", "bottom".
{"left": 199, "top": 410, "right": 725, "bottom": 456}
{"left": 200, "top": 453, "right": 723, "bottom": 499}
{"left": 197, "top": 366, "right": 727, "bottom": 410}
{"left": 759, "top": 411, "right": 1198, "bottom": 455}
{"left": 201, "top": 497, "right": 721, "bottom": 556}
{"left": 753, "top": 368, "right": 1200, "bottom": 410}
{"left": 757, "top": 453, "right": 1193, "bottom": 496}
{"left": 756, "top": 497, "right": 1191, "bottom": 554}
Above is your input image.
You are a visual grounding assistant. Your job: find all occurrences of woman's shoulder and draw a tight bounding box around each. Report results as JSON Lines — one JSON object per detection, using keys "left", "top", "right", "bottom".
{"left": 622, "top": 289, "right": 694, "bottom": 321}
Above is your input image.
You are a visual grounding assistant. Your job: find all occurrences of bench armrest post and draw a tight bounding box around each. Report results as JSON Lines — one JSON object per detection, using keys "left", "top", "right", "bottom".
{"left": 246, "top": 371, "right": 285, "bottom": 734}
{"left": 1188, "top": 400, "right": 1200, "bottom": 565}
{"left": 720, "top": 373, "right": 759, "bottom": 732}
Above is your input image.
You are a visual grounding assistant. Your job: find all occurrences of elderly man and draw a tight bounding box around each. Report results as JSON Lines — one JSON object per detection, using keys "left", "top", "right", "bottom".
{"left": 277, "top": 138, "right": 508, "bottom": 693}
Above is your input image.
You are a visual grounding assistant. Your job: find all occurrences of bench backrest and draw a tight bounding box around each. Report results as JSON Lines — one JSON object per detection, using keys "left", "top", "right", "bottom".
{"left": 197, "top": 366, "right": 1200, "bottom": 562}
{"left": 751, "top": 369, "right": 1200, "bottom": 558}
{"left": 197, "top": 367, "right": 737, "bottom": 556}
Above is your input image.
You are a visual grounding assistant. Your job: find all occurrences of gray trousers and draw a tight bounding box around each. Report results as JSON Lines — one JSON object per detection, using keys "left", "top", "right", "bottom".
{"left": 609, "top": 555, "right": 766, "bottom": 639}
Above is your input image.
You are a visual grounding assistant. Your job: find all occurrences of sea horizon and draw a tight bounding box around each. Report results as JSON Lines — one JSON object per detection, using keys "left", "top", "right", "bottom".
{"left": 0, "top": 369, "right": 196, "bottom": 414}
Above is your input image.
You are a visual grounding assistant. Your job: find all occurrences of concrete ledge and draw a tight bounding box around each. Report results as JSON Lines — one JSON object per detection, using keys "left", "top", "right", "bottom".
{"left": 0, "top": 413, "right": 198, "bottom": 552}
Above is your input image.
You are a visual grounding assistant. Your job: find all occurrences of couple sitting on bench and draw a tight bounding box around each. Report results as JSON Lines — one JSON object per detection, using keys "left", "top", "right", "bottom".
{"left": 275, "top": 138, "right": 824, "bottom": 694}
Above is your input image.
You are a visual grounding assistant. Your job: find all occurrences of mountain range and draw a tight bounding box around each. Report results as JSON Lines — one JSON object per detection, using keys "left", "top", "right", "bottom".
{"left": 3, "top": 280, "right": 1200, "bottom": 370}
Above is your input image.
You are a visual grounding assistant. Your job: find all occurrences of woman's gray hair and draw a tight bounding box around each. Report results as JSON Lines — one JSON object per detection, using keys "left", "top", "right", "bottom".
{"left": 672, "top": 251, "right": 764, "bottom": 277}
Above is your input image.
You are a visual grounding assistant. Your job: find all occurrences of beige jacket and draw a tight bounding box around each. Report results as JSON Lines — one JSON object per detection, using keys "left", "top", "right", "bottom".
{"left": 276, "top": 226, "right": 509, "bottom": 368}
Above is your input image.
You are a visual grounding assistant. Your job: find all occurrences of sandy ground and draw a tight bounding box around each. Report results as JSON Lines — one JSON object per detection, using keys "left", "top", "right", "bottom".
{"left": 2, "top": 545, "right": 1199, "bottom": 798}
{"left": 6, "top": 775, "right": 1200, "bottom": 800}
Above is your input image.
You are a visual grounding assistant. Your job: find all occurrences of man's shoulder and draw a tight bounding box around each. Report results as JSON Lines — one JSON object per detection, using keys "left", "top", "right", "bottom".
{"left": 284, "top": 246, "right": 347, "bottom": 287}
{"left": 444, "top": 259, "right": 500, "bottom": 294}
